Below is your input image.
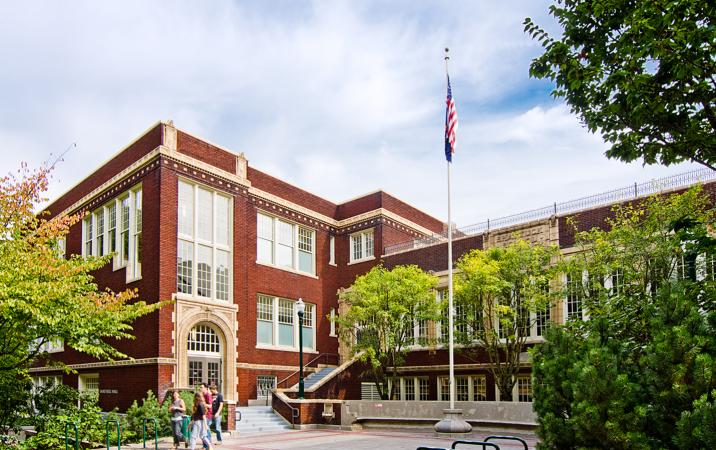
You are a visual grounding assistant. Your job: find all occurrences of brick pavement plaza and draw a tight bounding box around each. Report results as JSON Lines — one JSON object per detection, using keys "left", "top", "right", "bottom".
{"left": 131, "top": 428, "right": 537, "bottom": 450}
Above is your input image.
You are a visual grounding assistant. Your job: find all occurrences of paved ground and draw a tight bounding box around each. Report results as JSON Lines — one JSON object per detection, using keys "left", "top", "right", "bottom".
{"left": 210, "top": 428, "right": 535, "bottom": 450}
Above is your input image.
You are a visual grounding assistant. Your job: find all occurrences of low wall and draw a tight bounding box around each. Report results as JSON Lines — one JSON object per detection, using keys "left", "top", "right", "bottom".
{"left": 340, "top": 400, "right": 536, "bottom": 429}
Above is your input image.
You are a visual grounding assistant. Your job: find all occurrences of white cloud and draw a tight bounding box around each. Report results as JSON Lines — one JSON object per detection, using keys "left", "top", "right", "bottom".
{"left": 0, "top": 0, "right": 703, "bottom": 230}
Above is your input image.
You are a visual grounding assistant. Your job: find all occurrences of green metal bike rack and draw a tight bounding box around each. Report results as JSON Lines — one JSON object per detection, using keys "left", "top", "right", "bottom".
{"left": 142, "top": 417, "right": 158, "bottom": 450}
{"left": 484, "top": 435, "right": 528, "bottom": 450}
{"left": 64, "top": 421, "right": 79, "bottom": 450}
{"left": 105, "top": 418, "right": 121, "bottom": 450}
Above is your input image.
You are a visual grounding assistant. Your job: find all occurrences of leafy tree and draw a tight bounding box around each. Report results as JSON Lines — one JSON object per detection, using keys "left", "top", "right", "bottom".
{"left": 532, "top": 187, "right": 716, "bottom": 449}
{"left": 454, "top": 240, "right": 559, "bottom": 401}
{"left": 524, "top": 1, "right": 716, "bottom": 170}
{"left": 0, "top": 163, "right": 160, "bottom": 427}
{"left": 337, "top": 264, "right": 440, "bottom": 399}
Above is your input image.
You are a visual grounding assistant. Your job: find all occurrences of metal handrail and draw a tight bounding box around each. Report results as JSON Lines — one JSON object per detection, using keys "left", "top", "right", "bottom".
{"left": 484, "top": 435, "right": 528, "bottom": 450}
{"left": 385, "top": 168, "right": 716, "bottom": 255}
{"left": 105, "top": 419, "right": 121, "bottom": 450}
{"left": 142, "top": 418, "right": 158, "bottom": 450}
{"left": 276, "top": 353, "right": 339, "bottom": 389}
{"left": 271, "top": 391, "right": 300, "bottom": 428}
{"left": 64, "top": 421, "right": 79, "bottom": 450}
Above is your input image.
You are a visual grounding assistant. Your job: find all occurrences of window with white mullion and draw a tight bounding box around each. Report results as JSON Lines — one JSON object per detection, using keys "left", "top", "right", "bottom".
{"left": 176, "top": 180, "right": 232, "bottom": 301}
{"left": 256, "top": 212, "right": 315, "bottom": 275}
{"left": 94, "top": 209, "right": 105, "bottom": 256}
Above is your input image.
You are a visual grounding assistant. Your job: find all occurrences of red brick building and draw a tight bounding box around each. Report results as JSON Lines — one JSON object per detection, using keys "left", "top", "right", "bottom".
{"left": 32, "top": 119, "right": 716, "bottom": 423}
{"left": 34, "top": 120, "right": 444, "bottom": 414}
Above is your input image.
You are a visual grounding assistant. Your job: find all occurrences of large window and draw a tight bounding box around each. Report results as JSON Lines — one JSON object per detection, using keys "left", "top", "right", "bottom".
{"left": 82, "top": 186, "right": 142, "bottom": 282}
{"left": 256, "top": 213, "right": 315, "bottom": 275}
{"left": 176, "top": 180, "right": 232, "bottom": 302}
{"left": 438, "top": 375, "right": 488, "bottom": 402}
{"left": 517, "top": 376, "right": 532, "bottom": 402}
{"left": 388, "top": 377, "right": 429, "bottom": 401}
{"left": 256, "top": 295, "right": 315, "bottom": 351}
{"left": 350, "top": 229, "right": 374, "bottom": 263}
{"left": 187, "top": 325, "right": 221, "bottom": 354}
{"left": 566, "top": 272, "right": 584, "bottom": 320}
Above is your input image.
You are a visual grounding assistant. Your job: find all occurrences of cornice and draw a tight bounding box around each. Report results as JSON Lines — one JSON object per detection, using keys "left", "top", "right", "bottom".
{"left": 29, "top": 357, "right": 176, "bottom": 372}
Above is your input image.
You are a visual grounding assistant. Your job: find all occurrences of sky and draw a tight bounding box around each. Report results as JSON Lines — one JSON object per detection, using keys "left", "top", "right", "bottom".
{"left": 0, "top": 1, "right": 702, "bottom": 229}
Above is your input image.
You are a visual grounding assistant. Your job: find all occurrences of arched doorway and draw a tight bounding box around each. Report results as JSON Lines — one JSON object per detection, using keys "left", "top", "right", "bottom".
{"left": 187, "top": 324, "right": 222, "bottom": 388}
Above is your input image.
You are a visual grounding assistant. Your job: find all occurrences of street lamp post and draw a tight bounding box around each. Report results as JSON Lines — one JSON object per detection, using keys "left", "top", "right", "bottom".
{"left": 296, "top": 298, "right": 305, "bottom": 399}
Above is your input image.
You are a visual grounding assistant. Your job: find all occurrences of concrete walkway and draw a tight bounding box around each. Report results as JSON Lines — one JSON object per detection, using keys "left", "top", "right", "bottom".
{"left": 216, "top": 428, "right": 537, "bottom": 450}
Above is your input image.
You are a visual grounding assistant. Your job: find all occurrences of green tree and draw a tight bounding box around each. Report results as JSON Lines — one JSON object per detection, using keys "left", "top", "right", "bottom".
{"left": 532, "top": 187, "right": 716, "bottom": 449}
{"left": 524, "top": 1, "right": 716, "bottom": 170}
{"left": 454, "top": 240, "right": 559, "bottom": 401}
{"left": 0, "top": 163, "right": 160, "bottom": 428}
{"left": 337, "top": 264, "right": 440, "bottom": 399}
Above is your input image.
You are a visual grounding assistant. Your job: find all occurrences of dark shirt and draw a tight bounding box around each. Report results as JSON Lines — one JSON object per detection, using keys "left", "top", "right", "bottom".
{"left": 212, "top": 392, "right": 224, "bottom": 415}
{"left": 191, "top": 402, "right": 205, "bottom": 421}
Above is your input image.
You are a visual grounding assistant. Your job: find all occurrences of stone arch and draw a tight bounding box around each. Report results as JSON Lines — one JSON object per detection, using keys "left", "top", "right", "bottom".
{"left": 175, "top": 305, "right": 237, "bottom": 402}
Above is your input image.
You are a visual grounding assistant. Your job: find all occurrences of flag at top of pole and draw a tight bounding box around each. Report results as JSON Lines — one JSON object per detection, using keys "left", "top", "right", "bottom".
{"left": 444, "top": 74, "right": 458, "bottom": 162}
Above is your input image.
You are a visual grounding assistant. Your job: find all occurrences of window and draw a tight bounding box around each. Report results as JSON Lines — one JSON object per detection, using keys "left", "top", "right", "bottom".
{"left": 256, "top": 295, "right": 315, "bottom": 350}
{"left": 37, "top": 338, "right": 64, "bottom": 353}
{"left": 517, "top": 376, "right": 532, "bottom": 402}
{"left": 189, "top": 361, "right": 203, "bottom": 387}
{"left": 536, "top": 304, "right": 551, "bottom": 337}
{"left": 329, "top": 308, "right": 337, "bottom": 337}
{"left": 256, "top": 213, "right": 315, "bottom": 275}
{"left": 81, "top": 187, "right": 142, "bottom": 281}
{"left": 438, "top": 375, "right": 488, "bottom": 402}
{"left": 472, "top": 376, "right": 487, "bottom": 401}
{"left": 177, "top": 180, "right": 232, "bottom": 301}
{"left": 703, "top": 254, "right": 716, "bottom": 281}
{"left": 610, "top": 269, "right": 624, "bottom": 295}
{"left": 388, "top": 377, "right": 429, "bottom": 401}
{"left": 329, "top": 236, "right": 335, "bottom": 265}
{"left": 278, "top": 299, "right": 294, "bottom": 347}
{"left": 78, "top": 374, "right": 99, "bottom": 393}
{"left": 187, "top": 325, "right": 221, "bottom": 354}
{"left": 32, "top": 375, "right": 62, "bottom": 397}
{"left": 566, "top": 272, "right": 584, "bottom": 320}
{"left": 56, "top": 238, "right": 66, "bottom": 259}
{"left": 120, "top": 196, "right": 130, "bottom": 265}
{"left": 350, "top": 229, "right": 374, "bottom": 263}
{"left": 95, "top": 210, "right": 105, "bottom": 256}
{"left": 438, "top": 377, "right": 450, "bottom": 401}
{"left": 257, "top": 375, "right": 277, "bottom": 399}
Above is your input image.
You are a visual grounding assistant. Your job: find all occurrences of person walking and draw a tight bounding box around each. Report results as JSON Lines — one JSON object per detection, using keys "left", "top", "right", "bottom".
{"left": 210, "top": 385, "right": 224, "bottom": 445}
{"left": 168, "top": 390, "right": 187, "bottom": 450}
{"left": 200, "top": 383, "right": 213, "bottom": 447}
{"left": 189, "top": 392, "right": 212, "bottom": 450}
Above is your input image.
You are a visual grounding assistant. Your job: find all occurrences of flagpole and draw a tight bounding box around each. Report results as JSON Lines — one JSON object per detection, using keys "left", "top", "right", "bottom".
{"left": 435, "top": 46, "right": 471, "bottom": 437}
{"left": 445, "top": 50, "right": 456, "bottom": 412}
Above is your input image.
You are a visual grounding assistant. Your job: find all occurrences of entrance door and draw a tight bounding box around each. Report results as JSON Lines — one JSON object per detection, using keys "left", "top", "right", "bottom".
{"left": 187, "top": 324, "right": 223, "bottom": 389}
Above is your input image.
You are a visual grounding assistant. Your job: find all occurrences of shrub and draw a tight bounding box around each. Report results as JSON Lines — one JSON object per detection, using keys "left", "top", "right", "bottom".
{"left": 125, "top": 390, "right": 171, "bottom": 440}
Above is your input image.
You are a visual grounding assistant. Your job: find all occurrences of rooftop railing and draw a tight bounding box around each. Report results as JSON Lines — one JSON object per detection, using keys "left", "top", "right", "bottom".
{"left": 384, "top": 168, "right": 716, "bottom": 255}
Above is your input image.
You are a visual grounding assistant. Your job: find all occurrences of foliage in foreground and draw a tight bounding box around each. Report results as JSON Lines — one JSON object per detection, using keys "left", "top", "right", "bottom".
{"left": 532, "top": 187, "right": 716, "bottom": 449}
{"left": 525, "top": 1, "right": 716, "bottom": 171}
{"left": 337, "top": 264, "right": 440, "bottom": 399}
{"left": 0, "top": 163, "right": 162, "bottom": 428}
{"left": 454, "top": 240, "right": 559, "bottom": 401}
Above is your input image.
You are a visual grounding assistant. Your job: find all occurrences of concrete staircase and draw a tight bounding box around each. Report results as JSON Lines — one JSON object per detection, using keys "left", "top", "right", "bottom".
{"left": 297, "top": 366, "right": 336, "bottom": 390}
{"left": 235, "top": 406, "right": 293, "bottom": 434}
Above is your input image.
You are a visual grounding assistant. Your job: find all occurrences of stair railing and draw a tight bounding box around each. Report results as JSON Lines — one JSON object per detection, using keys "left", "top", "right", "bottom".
{"left": 271, "top": 390, "right": 300, "bottom": 428}
{"left": 276, "top": 353, "right": 339, "bottom": 390}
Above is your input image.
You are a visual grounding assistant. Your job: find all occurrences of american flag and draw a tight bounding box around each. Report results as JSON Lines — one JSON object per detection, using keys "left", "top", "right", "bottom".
{"left": 444, "top": 75, "right": 458, "bottom": 162}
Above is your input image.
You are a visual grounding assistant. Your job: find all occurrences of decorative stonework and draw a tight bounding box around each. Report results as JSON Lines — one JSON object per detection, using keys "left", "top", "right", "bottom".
{"left": 174, "top": 296, "right": 238, "bottom": 402}
{"left": 484, "top": 218, "right": 558, "bottom": 249}
{"left": 29, "top": 357, "right": 176, "bottom": 372}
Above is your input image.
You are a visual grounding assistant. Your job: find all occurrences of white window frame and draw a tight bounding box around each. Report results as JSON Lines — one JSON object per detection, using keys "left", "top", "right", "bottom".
{"left": 80, "top": 186, "right": 142, "bottom": 283}
{"left": 176, "top": 179, "right": 233, "bottom": 302}
{"left": 256, "top": 212, "right": 316, "bottom": 276}
{"left": 255, "top": 295, "right": 317, "bottom": 352}
{"left": 329, "top": 236, "right": 336, "bottom": 266}
{"left": 329, "top": 307, "right": 337, "bottom": 337}
{"left": 78, "top": 373, "right": 100, "bottom": 393}
{"left": 438, "top": 375, "right": 489, "bottom": 402}
{"left": 564, "top": 271, "right": 588, "bottom": 322}
{"left": 514, "top": 375, "right": 533, "bottom": 402}
{"left": 349, "top": 229, "right": 374, "bottom": 264}
{"left": 389, "top": 376, "right": 429, "bottom": 401}
{"left": 38, "top": 338, "right": 64, "bottom": 353}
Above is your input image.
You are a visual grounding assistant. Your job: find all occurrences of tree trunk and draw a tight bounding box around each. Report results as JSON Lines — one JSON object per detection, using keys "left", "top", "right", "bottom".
{"left": 499, "top": 384, "right": 514, "bottom": 402}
